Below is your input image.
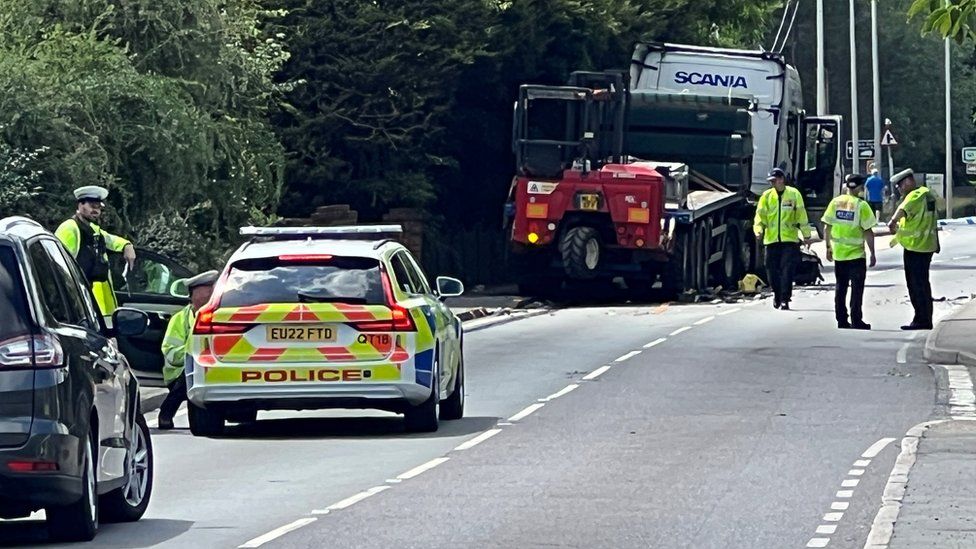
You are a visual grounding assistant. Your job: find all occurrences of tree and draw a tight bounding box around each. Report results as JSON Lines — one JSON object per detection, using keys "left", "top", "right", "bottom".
{"left": 0, "top": 0, "right": 288, "bottom": 267}
{"left": 909, "top": 0, "right": 976, "bottom": 43}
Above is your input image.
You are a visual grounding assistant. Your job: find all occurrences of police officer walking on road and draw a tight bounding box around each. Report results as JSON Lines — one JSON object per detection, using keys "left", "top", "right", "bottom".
{"left": 158, "top": 270, "right": 219, "bottom": 430}
{"left": 822, "top": 174, "right": 877, "bottom": 330}
{"left": 754, "top": 168, "right": 813, "bottom": 310}
{"left": 887, "top": 169, "right": 940, "bottom": 330}
{"left": 55, "top": 186, "right": 136, "bottom": 316}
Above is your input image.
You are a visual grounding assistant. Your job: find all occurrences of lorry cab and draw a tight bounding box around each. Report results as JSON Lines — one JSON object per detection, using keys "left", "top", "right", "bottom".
{"left": 630, "top": 42, "right": 843, "bottom": 215}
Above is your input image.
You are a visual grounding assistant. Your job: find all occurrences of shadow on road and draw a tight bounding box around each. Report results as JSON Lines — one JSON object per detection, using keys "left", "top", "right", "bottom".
{"left": 0, "top": 518, "right": 193, "bottom": 548}
{"left": 160, "top": 414, "right": 502, "bottom": 441}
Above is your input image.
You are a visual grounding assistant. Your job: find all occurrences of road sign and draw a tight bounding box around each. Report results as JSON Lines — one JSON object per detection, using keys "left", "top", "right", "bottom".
{"left": 845, "top": 140, "right": 875, "bottom": 160}
{"left": 880, "top": 129, "right": 898, "bottom": 147}
{"left": 963, "top": 147, "right": 976, "bottom": 164}
{"left": 967, "top": 163, "right": 976, "bottom": 175}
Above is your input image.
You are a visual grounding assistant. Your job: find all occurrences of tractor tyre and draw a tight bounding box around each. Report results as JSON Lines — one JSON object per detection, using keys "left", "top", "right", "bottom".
{"left": 559, "top": 227, "right": 601, "bottom": 280}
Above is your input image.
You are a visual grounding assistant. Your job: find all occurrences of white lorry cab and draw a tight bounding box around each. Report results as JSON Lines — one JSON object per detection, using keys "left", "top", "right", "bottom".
{"left": 630, "top": 42, "right": 844, "bottom": 217}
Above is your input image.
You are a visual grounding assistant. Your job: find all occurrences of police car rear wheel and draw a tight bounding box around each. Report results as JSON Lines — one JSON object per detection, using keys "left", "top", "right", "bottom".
{"left": 404, "top": 365, "right": 440, "bottom": 433}
{"left": 188, "top": 402, "right": 225, "bottom": 437}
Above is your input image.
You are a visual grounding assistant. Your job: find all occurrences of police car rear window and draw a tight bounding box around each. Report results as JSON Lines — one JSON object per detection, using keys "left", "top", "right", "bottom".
{"left": 219, "top": 256, "right": 385, "bottom": 308}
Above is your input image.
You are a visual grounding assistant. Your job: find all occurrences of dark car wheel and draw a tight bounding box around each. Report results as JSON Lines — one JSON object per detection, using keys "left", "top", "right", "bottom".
{"left": 100, "top": 413, "right": 153, "bottom": 522}
{"left": 47, "top": 430, "right": 98, "bottom": 542}
{"left": 404, "top": 363, "right": 440, "bottom": 433}
{"left": 439, "top": 355, "right": 464, "bottom": 421}
{"left": 188, "top": 402, "right": 225, "bottom": 437}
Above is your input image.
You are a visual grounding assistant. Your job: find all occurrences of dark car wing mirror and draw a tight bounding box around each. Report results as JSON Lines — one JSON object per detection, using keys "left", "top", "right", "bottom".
{"left": 112, "top": 307, "right": 150, "bottom": 337}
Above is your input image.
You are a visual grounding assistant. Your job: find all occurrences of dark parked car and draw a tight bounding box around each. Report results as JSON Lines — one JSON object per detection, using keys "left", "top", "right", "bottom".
{"left": 0, "top": 217, "right": 154, "bottom": 542}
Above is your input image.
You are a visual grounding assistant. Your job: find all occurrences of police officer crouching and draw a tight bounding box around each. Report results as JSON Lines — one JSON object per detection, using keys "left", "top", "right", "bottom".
{"left": 822, "top": 174, "right": 877, "bottom": 329}
{"left": 55, "top": 186, "right": 136, "bottom": 316}
{"left": 158, "top": 270, "right": 219, "bottom": 430}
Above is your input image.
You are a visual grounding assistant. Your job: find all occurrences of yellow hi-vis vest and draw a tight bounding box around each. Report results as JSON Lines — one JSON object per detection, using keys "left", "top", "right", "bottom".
{"left": 893, "top": 186, "right": 939, "bottom": 253}
{"left": 754, "top": 186, "right": 812, "bottom": 245}
{"left": 55, "top": 219, "right": 131, "bottom": 316}
{"left": 161, "top": 304, "right": 195, "bottom": 385}
{"left": 821, "top": 194, "right": 877, "bottom": 261}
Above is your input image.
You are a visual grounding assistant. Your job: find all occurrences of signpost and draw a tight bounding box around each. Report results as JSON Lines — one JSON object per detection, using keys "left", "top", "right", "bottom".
{"left": 881, "top": 120, "right": 897, "bottom": 182}
{"left": 846, "top": 140, "right": 875, "bottom": 160}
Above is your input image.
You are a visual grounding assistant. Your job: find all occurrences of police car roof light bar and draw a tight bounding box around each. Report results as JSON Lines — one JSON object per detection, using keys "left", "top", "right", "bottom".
{"left": 241, "top": 225, "right": 403, "bottom": 239}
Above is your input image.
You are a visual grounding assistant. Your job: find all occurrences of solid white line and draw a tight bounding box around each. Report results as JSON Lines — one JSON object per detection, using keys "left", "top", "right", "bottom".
{"left": 643, "top": 338, "right": 667, "bottom": 349}
{"left": 848, "top": 469, "right": 865, "bottom": 476}
{"left": 509, "top": 403, "right": 545, "bottom": 422}
{"left": 831, "top": 502, "right": 850, "bottom": 511}
{"left": 615, "top": 350, "right": 641, "bottom": 362}
{"left": 816, "top": 524, "right": 838, "bottom": 535}
{"left": 841, "top": 479, "right": 860, "bottom": 487}
{"left": 694, "top": 316, "right": 715, "bottom": 325}
{"left": 942, "top": 364, "right": 976, "bottom": 419}
{"left": 396, "top": 458, "right": 450, "bottom": 480}
{"left": 807, "top": 539, "right": 830, "bottom": 548}
{"left": 542, "top": 384, "right": 579, "bottom": 401}
{"left": 583, "top": 366, "right": 612, "bottom": 380}
{"left": 718, "top": 308, "right": 742, "bottom": 316}
{"left": 313, "top": 486, "right": 391, "bottom": 514}
{"left": 862, "top": 438, "right": 896, "bottom": 458}
{"left": 823, "top": 512, "right": 844, "bottom": 522}
{"left": 239, "top": 518, "right": 317, "bottom": 548}
{"left": 454, "top": 429, "right": 502, "bottom": 451}
{"left": 896, "top": 343, "right": 910, "bottom": 364}
{"left": 836, "top": 490, "right": 854, "bottom": 499}
{"left": 670, "top": 326, "right": 692, "bottom": 336}
{"left": 853, "top": 459, "right": 871, "bottom": 467}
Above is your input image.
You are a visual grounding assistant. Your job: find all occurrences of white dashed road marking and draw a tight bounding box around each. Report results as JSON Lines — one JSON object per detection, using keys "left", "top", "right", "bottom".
{"left": 239, "top": 518, "right": 318, "bottom": 548}
{"left": 508, "top": 403, "right": 545, "bottom": 422}
{"left": 718, "top": 308, "right": 741, "bottom": 316}
{"left": 583, "top": 365, "right": 612, "bottom": 380}
{"left": 693, "top": 316, "right": 715, "bottom": 325}
{"left": 806, "top": 437, "right": 895, "bottom": 549}
{"left": 541, "top": 384, "right": 579, "bottom": 401}
{"left": 643, "top": 338, "right": 667, "bottom": 349}
{"left": 454, "top": 429, "right": 502, "bottom": 451}
{"left": 670, "top": 326, "right": 692, "bottom": 336}
{"left": 615, "top": 350, "right": 641, "bottom": 362}
{"left": 313, "top": 486, "right": 391, "bottom": 514}
{"left": 396, "top": 458, "right": 450, "bottom": 480}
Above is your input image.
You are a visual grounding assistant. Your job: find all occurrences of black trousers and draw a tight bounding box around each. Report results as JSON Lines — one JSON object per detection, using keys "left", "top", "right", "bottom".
{"left": 765, "top": 242, "right": 800, "bottom": 304}
{"left": 904, "top": 250, "right": 934, "bottom": 326}
{"left": 158, "top": 375, "right": 187, "bottom": 422}
{"left": 834, "top": 258, "right": 867, "bottom": 324}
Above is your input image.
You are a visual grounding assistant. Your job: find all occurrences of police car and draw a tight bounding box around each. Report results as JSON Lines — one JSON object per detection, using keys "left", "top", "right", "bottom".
{"left": 184, "top": 226, "right": 465, "bottom": 435}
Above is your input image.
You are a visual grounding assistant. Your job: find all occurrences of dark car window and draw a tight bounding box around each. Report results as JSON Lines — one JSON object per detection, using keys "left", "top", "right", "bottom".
{"left": 219, "top": 256, "right": 385, "bottom": 308}
{"left": 389, "top": 254, "right": 418, "bottom": 295}
{"left": 47, "top": 240, "right": 101, "bottom": 329}
{"left": 0, "top": 244, "right": 33, "bottom": 340}
{"left": 35, "top": 240, "right": 90, "bottom": 328}
{"left": 401, "top": 252, "right": 431, "bottom": 294}
{"left": 28, "top": 241, "right": 72, "bottom": 326}
{"left": 111, "top": 250, "right": 192, "bottom": 296}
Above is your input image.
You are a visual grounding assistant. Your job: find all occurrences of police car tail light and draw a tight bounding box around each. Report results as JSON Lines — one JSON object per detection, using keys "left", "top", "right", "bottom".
{"left": 350, "top": 305, "right": 415, "bottom": 332}
{"left": 193, "top": 306, "right": 251, "bottom": 335}
{"left": 0, "top": 334, "right": 64, "bottom": 369}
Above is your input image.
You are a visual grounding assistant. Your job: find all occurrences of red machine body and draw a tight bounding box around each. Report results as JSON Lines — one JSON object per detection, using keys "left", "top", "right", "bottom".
{"left": 511, "top": 164, "right": 666, "bottom": 252}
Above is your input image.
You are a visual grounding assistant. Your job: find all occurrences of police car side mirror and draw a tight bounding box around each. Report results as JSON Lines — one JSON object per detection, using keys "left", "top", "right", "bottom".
{"left": 169, "top": 279, "right": 190, "bottom": 299}
{"left": 436, "top": 276, "right": 464, "bottom": 299}
{"left": 113, "top": 308, "right": 149, "bottom": 337}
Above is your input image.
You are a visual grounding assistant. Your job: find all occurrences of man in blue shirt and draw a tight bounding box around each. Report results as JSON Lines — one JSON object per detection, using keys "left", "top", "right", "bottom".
{"left": 865, "top": 168, "right": 886, "bottom": 219}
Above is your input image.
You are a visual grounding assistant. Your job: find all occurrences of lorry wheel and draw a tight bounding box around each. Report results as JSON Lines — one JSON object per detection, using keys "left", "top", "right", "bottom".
{"left": 720, "top": 224, "right": 745, "bottom": 287}
{"left": 663, "top": 226, "right": 692, "bottom": 296}
{"left": 694, "top": 223, "right": 709, "bottom": 291}
{"left": 559, "top": 227, "right": 600, "bottom": 280}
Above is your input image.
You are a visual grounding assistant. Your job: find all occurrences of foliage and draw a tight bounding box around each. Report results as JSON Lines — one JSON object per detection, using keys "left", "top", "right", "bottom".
{"left": 0, "top": 0, "right": 287, "bottom": 265}
{"left": 909, "top": 0, "right": 976, "bottom": 43}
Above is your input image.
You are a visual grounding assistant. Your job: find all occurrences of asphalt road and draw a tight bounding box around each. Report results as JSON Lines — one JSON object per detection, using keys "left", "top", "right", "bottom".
{"left": 3, "top": 225, "right": 976, "bottom": 548}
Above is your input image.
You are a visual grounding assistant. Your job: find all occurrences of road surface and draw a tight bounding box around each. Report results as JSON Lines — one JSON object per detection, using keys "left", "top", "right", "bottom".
{"left": 3, "top": 225, "right": 975, "bottom": 549}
